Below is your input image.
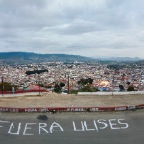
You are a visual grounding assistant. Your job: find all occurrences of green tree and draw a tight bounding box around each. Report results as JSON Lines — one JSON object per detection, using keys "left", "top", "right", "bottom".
{"left": 78, "top": 78, "right": 93, "bottom": 86}
{"left": 87, "top": 78, "right": 93, "bottom": 84}
{"left": 54, "top": 83, "right": 62, "bottom": 93}
{"left": 0, "top": 82, "right": 18, "bottom": 91}
{"left": 78, "top": 85, "right": 99, "bottom": 92}
{"left": 127, "top": 85, "right": 135, "bottom": 91}
{"left": 46, "top": 85, "right": 52, "bottom": 89}
{"left": 60, "top": 82, "right": 65, "bottom": 87}
{"left": 38, "top": 84, "right": 44, "bottom": 87}
{"left": 119, "top": 84, "right": 125, "bottom": 91}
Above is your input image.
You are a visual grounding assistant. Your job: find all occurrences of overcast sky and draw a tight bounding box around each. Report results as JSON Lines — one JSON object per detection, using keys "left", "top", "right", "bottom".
{"left": 0, "top": 0, "right": 144, "bottom": 58}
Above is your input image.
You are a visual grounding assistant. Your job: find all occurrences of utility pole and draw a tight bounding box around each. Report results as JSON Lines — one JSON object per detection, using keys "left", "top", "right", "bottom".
{"left": 38, "top": 74, "right": 40, "bottom": 96}
{"left": 68, "top": 74, "right": 70, "bottom": 94}
{"left": 112, "top": 75, "right": 114, "bottom": 96}
{"left": 1, "top": 76, "right": 4, "bottom": 96}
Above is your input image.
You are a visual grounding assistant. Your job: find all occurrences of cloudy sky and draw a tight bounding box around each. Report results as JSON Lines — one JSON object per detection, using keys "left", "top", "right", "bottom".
{"left": 0, "top": 0, "right": 144, "bottom": 58}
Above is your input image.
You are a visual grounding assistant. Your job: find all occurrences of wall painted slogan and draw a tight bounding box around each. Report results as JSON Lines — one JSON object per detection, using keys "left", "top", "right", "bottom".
{"left": 0, "top": 104, "right": 143, "bottom": 113}
{"left": 0, "top": 119, "right": 129, "bottom": 135}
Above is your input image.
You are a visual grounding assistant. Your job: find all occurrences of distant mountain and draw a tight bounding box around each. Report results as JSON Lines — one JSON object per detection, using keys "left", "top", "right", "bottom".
{"left": 0, "top": 52, "right": 96, "bottom": 64}
{"left": 0, "top": 52, "right": 142, "bottom": 65}
{"left": 94, "top": 56, "right": 142, "bottom": 62}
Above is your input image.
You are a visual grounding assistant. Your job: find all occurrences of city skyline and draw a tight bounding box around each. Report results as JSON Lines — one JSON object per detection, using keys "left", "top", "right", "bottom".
{"left": 0, "top": 0, "right": 144, "bottom": 58}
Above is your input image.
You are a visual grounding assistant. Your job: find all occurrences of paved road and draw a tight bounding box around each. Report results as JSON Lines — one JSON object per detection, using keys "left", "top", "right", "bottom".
{"left": 0, "top": 110, "right": 143, "bottom": 144}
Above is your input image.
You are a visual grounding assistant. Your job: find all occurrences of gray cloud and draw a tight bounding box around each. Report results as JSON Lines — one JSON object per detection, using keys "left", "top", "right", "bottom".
{"left": 0, "top": 0, "right": 144, "bottom": 58}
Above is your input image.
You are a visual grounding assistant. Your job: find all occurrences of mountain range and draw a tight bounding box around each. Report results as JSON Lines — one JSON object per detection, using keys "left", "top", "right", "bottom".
{"left": 0, "top": 52, "right": 95, "bottom": 64}
{"left": 93, "top": 56, "right": 142, "bottom": 61}
{"left": 0, "top": 52, "right": 143, "bottom": 65}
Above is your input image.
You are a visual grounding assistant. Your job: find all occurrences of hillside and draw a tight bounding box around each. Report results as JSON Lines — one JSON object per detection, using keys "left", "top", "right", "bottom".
{"left": 0, "top": 52, "right": 96, "bottom": 64}
{"left": 0, "top": 52, "right": 143, "bottom": 65}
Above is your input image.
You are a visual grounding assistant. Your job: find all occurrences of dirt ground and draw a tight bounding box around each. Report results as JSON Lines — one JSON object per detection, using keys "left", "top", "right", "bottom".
{"left": 0, "top": 92, "right": 144, "bottom": 108}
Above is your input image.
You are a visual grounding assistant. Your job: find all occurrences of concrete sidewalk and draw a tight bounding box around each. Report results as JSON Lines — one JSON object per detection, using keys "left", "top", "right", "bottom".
{"left": 0, "top": 92, "right": 144, "bottom": 108}
{"left": 0, "top": 92, "right": 39, "bottom": 97}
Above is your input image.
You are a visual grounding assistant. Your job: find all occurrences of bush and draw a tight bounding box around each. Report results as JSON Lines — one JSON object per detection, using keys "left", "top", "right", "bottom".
{"left": 0, "top": 82, "right": 18, "bottom": 91}
{"left": 127, "top": 85, "right": 135, "bottom": 91}
{"left": 54, "top": 83, "right": 62, "bottom": 93}
{"left": 46, "top": 85, "right": 52, "bottom": 89}
{"left": 70, "top": 90, "right": 78, "bottom": 94}
{"left": 78, "top": 85, "right": 99, "bottom": 92}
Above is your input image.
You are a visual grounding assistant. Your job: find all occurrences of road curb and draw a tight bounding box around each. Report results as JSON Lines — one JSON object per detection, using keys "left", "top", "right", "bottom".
{"left": 0, "top": 104, "right": 144, "bottom": 113}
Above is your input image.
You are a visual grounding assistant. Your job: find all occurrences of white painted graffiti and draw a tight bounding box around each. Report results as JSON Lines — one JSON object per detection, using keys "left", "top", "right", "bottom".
{"left": 0, "top": 119, "right": 129, "bottom": 135}
{"left": 0, "top": 105, "right": 141, "bottom": 112}
{"left": 73, "top": 119, "right": 129, "bottom": 132}
{"left": 115, "top": 107, "right": 127, "bottom": 111}
{"left": 128, "top": 106, "right": 136, "bottom": 110}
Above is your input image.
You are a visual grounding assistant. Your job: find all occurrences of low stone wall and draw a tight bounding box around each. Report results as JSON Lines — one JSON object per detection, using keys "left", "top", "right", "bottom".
{"left": 0, "top": 104, "right": 143, "bottom": 113}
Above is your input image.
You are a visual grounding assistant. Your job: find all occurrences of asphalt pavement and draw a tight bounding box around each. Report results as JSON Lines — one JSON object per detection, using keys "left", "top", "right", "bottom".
{"left": 0, "top": 110, "right": 143, "bottom": 144}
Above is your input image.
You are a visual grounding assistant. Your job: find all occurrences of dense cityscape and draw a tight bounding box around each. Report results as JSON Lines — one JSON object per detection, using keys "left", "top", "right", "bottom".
{"left": 0, "top": 61, "right": 144, "bottom": 93}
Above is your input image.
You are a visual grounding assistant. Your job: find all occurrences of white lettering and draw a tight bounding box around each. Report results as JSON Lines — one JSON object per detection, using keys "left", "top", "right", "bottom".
{"left": 25, "top": 109, "right": 37, "bottom": 112}
{"left": 23, "top": 123, "right": 36, "bottom": 135}
{"left": 128, "top": 106, "right": 135, "bottom": 110}
{"left": 90, "top": 108, "right": 98, "bottom": 112}
{"left": 0, "top": 120, "right": 10, "bottom": 128}
{"left": 74, "top": 108, "right": 84, "bottom": 112}
{"left": 0, "top": 119, "right": 129, "bottom": 135}
{"left": 83, "top": 121, "right": 95, "bottom": 131}
{"left": 115, "top": 107, "right": 126, "bottom": 111}
{"left": 109, "top": 119, "right": 120, "bottom": 129}
{"left": 97, "top": 119, "right": 108, "bottom": 129}
{"left": 118, "top": 119, "right": 129, "bottom": 129}
{"left": 50, "top": 122, "right": 64, "bottom": 133}
{"left": 40, "top": 109, "right": 49, "bottom": 112}
{"left": 0, "top": 108, "right": 9, "bottom": 112}
{"left": 93, "top": 120, "right": 99, "bottom": 132}
{"left": 8, "top": 123, "right": 21, "bottom": 135}
{"left": 39, "top": 123, "right": 49, "bottom": 134}
{"left": 73, "top": 121, "right": 85, "bottom": 131}
{"left": 10, "top": 109, "right": 19, "bottom": 112}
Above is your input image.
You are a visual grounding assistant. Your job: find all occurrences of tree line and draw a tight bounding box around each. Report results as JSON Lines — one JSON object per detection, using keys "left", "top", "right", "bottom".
{"left": 0, "top": 78, "right": 135, "bottom": 93}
